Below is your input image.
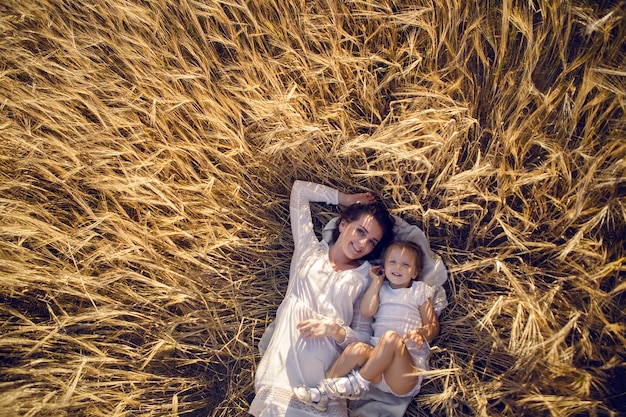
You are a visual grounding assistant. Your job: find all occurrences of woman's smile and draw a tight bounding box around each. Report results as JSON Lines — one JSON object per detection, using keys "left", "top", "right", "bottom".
{"left": 349, "top": 240, "right": 365, "bottom": 255}
{"left": 340, "top": 215, "right": 382, "bottom": 260}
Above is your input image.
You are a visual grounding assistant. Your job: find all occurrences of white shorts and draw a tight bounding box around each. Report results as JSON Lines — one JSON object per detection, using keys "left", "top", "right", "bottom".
{"left": 374, "top": 372, "right": 423, "bottom": 397}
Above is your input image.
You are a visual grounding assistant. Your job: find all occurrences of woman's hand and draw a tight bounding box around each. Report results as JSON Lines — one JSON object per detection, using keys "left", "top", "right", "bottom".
{"left": 338, "top": 191, "right": 377, "bottom": 207}
{"left": 297, "top": 319, "right": 346, "bottom": 343}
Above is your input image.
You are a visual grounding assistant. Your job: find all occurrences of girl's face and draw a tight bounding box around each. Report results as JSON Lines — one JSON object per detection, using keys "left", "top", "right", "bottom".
{"left": 337, "top": 214, "right": 383, "bottom": 261}
{"left": 383, "top": 246, "right": 420, "bottom": 289}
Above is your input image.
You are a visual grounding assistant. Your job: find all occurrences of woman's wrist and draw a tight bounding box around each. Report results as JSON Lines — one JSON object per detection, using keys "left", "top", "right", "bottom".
{"left": 337, "top": 191, "right": 349, "bottom": 206}
{"left": 333, "top": 324, "right": 347, "bottom": 343}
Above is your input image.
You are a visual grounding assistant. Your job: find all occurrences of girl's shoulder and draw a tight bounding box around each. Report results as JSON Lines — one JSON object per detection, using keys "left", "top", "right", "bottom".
{"left": 410, "top": 280, "right": 436, "bottom": 297}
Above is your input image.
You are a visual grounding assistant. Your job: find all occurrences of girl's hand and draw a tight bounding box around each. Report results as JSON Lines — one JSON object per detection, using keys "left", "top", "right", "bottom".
{"left": 404, "top": 329, "right": 426, "bottom": 348}
{"left": 338, "top": 191, "right": 377, "bottom": 206}
{"left": 369, "top": 266, "right": 385, "bottom": 286}
{"left": 297, "top": 319, "right": 345, "bottom": 343}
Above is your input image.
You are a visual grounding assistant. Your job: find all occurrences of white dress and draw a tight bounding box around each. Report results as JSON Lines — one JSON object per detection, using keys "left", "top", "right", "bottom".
{"left": 371, "top": 281, "right": 435, "bottom": 341}
{"left": 249, "top": 181, "right": 373, "bottom": 417}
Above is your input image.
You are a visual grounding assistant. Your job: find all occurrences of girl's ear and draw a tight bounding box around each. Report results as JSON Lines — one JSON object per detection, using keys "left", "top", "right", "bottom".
{"left": 338, "top": 219, "right": 347, "bottom": 233}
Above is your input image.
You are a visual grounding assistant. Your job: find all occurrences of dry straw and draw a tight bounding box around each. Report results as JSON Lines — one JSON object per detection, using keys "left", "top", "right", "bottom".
{"left": 0, "top": 0, "right": 624, "bottom": 416}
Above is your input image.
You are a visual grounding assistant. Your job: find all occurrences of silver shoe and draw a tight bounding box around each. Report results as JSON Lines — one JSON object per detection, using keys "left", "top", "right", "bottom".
{"left": 293, "top": 385, "right": 329, "bottom": 412}
{"left": 321, "top": 371, "right": 367, "bottom": 400}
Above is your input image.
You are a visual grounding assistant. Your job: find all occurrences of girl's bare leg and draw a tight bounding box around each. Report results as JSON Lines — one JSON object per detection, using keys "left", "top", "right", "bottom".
{"left": 327, "top": 342, "right": 373, "bottom": 378}
{"left": 359, "top": 330, "right": 419, "bottom": 394}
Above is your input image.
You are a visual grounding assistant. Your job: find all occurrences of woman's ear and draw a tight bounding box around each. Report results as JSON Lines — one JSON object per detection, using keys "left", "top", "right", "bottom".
{"left": 338, "top": 219, "right": 347, "bottom": 233}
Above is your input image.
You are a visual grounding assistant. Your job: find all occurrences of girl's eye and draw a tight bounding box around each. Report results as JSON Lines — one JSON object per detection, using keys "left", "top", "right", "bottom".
{"left": 357, "top": 228, "right": 366, "bottom": 236}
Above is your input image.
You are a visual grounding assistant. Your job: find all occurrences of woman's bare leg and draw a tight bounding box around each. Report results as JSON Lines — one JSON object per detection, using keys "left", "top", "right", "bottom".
{"left": 359, "top": 330, "right": 419, "bottom": 394}
{"left": 327, "top": 341, "right": 373, "bottom": 378}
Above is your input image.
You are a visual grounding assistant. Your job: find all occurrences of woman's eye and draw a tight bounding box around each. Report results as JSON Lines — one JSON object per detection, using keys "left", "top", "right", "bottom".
{"left": 357, "top": 228, "right": 365, "bottom": 236}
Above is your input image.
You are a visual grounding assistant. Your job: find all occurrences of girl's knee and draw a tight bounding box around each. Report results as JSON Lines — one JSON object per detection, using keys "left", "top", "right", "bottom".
{"left": 381, "top": 330, "right": 401, "bottom": 342}
{"left": 380, "top": 330, "right": 404, "bottom": 348}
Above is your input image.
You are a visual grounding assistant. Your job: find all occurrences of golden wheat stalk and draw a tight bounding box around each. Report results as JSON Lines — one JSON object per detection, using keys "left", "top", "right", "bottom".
{"left": 0, "top": 0, "right": 623, "bottom": 416}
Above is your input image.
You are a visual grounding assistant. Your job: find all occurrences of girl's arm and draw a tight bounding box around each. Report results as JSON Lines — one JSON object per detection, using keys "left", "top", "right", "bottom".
{"left": 418, "top": 299, "right": 440, "bottom": 341}
{"left": 359, "top": 266, "right": 385, "bottom": 318}
{"left": 404, "top": 299, "right": 440, "bottom": 347}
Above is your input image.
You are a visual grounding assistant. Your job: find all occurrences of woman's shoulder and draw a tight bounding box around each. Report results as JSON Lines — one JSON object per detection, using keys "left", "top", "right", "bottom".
{"left": 353, "top": 260, "right": 372, "bottom": 275}
{"left": 342, "top": 261, "right": 371, "bottom": 286}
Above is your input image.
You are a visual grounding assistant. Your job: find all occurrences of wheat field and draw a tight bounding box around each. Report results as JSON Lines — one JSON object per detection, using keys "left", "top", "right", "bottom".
{"left": 0, "top": 0, "right": 624, "bottom": 416}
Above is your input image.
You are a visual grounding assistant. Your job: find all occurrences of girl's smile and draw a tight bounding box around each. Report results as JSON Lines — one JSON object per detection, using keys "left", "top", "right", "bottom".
{"left": 383, "top": 246, "right": 420, "bottom": 289}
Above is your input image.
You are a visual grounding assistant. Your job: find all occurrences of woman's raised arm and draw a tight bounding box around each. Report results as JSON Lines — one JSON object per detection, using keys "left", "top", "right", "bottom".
{"left": 289, "top": 180, "right": 339, "bottom": 254}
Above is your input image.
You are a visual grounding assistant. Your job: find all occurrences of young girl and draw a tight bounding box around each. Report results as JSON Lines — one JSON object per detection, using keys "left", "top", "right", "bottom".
{"left": 293, "top": 241, "right": 439, "bottom": 411}
{"left": 249, "top": 180, "right": 394, "bottom": 417}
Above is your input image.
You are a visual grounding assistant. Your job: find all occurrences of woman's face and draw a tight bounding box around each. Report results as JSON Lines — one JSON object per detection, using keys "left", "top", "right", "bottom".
{"left": 337, "top": 214, "right": 384, "bottom": 260}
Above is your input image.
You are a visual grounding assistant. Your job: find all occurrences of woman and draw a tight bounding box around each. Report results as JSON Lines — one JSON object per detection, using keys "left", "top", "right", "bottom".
{"left": 249, "top": 180, "right": 394, "bottom": 416}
